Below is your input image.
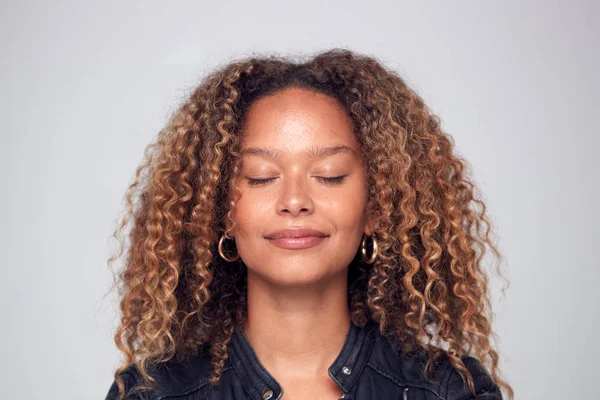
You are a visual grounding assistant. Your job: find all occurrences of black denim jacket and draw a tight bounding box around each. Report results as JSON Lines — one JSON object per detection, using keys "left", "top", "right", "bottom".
{"left": 106, "top": 320, "right": 502, "bottom": 399}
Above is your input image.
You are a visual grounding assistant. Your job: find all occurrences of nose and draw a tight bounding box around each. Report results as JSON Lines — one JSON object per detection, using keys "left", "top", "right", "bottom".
{"left": 276, "top": 173, "right": 314, "bottom": 217}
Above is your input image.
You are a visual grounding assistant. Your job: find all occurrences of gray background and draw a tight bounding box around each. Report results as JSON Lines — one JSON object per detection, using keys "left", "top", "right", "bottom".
{"left": 1, "top": 1, "right": 598, "bottom": 399}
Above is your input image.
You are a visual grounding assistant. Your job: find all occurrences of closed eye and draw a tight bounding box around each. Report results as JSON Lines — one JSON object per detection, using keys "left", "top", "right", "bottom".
{"left": 246, "top": 175, "right": 348, "bottom": 187}
{"left": 246, "top": 178, "right": 275, "bottom": 186}
{"left": 317, "top": 175, "right": 347, "bottom": 184}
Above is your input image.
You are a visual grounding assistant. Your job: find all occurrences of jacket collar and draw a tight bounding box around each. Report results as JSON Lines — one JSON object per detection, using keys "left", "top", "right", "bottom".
{"left": 228, "top": 319, "right": 379, "bottom": 400}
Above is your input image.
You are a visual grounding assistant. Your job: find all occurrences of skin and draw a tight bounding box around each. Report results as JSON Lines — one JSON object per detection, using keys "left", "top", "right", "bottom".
{"left": 231, "top": 87, "right": 374, "bottom": 399}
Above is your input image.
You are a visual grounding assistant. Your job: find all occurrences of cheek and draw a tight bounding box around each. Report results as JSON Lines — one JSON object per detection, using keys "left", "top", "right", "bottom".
{"left": 232, "top": 192, "right": 268, "bottom": 235}
{"left": 322, "top": 191, "right": 369, "bottom": 233}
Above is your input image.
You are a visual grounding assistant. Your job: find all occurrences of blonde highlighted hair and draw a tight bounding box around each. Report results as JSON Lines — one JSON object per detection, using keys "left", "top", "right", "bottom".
{"left": 107, "top": 48, "right": 513, "bottom": 399}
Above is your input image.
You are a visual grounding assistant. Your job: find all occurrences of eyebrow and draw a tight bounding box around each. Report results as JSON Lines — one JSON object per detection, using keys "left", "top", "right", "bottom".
{"left": 240, "top": 145, "right": 359, "bottom": 160}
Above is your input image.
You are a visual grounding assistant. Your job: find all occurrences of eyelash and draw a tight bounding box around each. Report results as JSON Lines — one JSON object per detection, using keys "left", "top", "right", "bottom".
{"left": 246, "top": 175, "right": 347, "bottom": 187}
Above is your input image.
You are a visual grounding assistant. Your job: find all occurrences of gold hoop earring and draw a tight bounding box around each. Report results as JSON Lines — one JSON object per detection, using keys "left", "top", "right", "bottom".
{"left": 218, "top": 234, "right": 240, "bottom": 262}
{"left": 361, "top": 234, "right": 378, "bottom": 264}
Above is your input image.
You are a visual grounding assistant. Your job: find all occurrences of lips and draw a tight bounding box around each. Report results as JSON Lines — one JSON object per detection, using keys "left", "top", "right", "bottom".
{"left": 264, "top": 228, "right": 329, "bottom": 250}
{"left": 264, "top": 228, "right": 329, "bottom": 240}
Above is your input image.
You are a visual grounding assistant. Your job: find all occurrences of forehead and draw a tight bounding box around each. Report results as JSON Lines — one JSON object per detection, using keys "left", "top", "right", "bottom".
{"left": 240, "top": 87, "right": 359, "bottom": 152}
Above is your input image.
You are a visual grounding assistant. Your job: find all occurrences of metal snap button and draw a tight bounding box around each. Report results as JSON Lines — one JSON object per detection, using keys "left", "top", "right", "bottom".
{"left": 262, "top": 389, "right": 274, "bottom": 399}
{"left": 342, "top": 366, "right": 352, "bottom": 375}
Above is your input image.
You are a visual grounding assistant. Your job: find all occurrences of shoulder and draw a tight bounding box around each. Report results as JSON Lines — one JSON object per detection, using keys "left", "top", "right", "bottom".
{"left": 105, "top": 365, "right": 145, "bottom": 400}
{"left": 445, "top": 355, "right": 502, "bottom": 400}
{"left": 368, "top": 332, "right": 501, "bottom": 399}
{"left": 105, "top": 346, "right": 215, "bottom": 400}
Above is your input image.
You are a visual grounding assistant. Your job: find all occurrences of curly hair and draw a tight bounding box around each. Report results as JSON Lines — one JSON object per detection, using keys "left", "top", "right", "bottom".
{"left": 107, "top": 48, "right": 513, "bottom": 399}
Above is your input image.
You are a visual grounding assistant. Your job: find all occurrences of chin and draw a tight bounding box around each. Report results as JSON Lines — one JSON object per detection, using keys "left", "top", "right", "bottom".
{"left": 250, "top": 262, "right": 336, "bottom": 287}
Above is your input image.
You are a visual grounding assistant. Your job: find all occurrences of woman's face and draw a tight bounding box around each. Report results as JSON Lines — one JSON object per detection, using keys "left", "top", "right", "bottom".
{"left": 231, "top": 87, "right": 373, "bottom": 287}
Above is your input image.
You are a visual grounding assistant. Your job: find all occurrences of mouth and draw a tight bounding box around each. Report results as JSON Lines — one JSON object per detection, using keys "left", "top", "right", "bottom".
{"left": 264, "top": 228, "right": 329, "bottom": 250}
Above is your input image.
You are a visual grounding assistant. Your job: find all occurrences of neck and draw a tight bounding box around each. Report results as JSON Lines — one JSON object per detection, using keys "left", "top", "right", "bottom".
{"left": 242, "top": 270, "right": 351, "bottom": 379}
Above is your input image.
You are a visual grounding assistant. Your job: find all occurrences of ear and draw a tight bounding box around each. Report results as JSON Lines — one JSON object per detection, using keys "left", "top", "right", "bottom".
{"left": 363, "top": 210, "right": 376, "bottom": 237}
{"left": 224, "top": 220, "right": 236, "bottom": 238}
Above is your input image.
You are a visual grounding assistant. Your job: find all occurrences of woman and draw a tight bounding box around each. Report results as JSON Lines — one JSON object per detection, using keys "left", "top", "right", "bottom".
{"left": 105, "top": 48, "right": 513, "bottom": 399}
